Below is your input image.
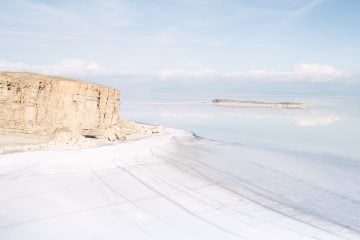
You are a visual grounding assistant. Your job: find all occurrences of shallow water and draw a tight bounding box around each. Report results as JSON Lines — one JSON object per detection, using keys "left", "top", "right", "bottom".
{"left": 120, "top": 93, "right": 360, "bottom": 236}
{"left": 122, "top": 94, "right": 360, "bottom": 160}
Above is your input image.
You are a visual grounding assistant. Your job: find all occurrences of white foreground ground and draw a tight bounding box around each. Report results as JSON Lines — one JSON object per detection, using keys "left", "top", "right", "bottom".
{"left": 0, "top": 129, "right": 359, "bottom": 240}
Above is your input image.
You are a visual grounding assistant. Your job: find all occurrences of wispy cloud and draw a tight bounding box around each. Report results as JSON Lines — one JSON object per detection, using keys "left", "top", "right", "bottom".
{"left": 0, "top": 0, "right": 83, "bottom": 28}
{"left": 286, "top": 0, "right": 326, "bottom": 23}
{"left": 0, "top": 30, "right": 93, "bottom": 43}
{"left": 0, "top": 0, "right": 134, "bottom": 37}
{"left": 93, "top": 0, "right": 135, "bottom": 28}
{"left": 0, "top": 59, "right": 109, "bottom": 77}
{"left": 159, "top": 63, "right": 347, "bottom": 82}
{"left": 0, "top": 58, "right": 349, "bottom": 82}
{"left": 1, "top": 0, "right": 358, "bottom": 75}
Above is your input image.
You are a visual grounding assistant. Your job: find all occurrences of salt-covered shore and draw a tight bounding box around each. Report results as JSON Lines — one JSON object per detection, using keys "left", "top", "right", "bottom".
{"left": 0, "top": 121, "right": 164, "bottom": 154}
{"left": 0, "top": 128, "right": 359, "bottom": 240}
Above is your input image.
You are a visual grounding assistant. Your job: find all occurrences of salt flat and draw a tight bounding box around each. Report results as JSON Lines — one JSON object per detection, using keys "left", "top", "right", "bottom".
{"left": 0, "top": 129, "right": 358, "bottom": 240}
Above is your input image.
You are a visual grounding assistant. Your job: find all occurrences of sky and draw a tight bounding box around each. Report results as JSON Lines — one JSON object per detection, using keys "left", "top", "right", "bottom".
{"left": 0, "top": 0, "right": 359, "bottom": 82}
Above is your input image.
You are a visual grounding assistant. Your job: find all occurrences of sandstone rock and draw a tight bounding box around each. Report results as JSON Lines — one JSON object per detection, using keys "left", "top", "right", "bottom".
{"left": 0, "top": 72, "right": 122, "bottom": 141}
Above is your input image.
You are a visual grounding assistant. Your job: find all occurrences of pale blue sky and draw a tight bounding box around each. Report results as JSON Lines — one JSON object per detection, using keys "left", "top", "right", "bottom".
{"left": 0, "top": 0, "right": 359, "bottom": 80}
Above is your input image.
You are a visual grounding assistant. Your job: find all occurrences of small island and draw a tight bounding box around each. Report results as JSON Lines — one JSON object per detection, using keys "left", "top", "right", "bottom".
{"left": 212, "top": 99, "right": 308, "bottom": 109}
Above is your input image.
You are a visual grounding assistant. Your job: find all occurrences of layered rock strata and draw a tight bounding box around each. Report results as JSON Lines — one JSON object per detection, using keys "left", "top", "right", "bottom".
{"left": 0, "top": 72, "right": 131, "bottom": 141}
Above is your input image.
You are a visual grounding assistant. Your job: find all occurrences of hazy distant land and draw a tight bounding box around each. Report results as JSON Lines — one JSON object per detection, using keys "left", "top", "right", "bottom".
{"left": 212, "top": 98, "right": 308, "bottom": 109}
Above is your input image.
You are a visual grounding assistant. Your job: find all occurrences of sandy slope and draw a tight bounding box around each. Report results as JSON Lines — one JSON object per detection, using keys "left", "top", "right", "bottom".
{"left": 0, "top": 129, "right": 358, "bottom": 240}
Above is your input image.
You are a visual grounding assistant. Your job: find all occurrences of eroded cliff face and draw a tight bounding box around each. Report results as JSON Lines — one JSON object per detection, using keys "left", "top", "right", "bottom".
{"left": 0, "top": 72, "right": 122, "bottom": 141}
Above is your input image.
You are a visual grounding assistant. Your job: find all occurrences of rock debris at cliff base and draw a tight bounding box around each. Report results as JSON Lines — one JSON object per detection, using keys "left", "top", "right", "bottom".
{"left": 0, "top": 72, "right": 164, "bottom": 148}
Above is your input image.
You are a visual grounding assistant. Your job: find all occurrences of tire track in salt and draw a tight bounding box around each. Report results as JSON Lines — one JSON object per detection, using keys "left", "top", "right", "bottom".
{"left": 113, "top": 162, "right": 249, "bottom": 240}
{"left": 154, "top": 141, "right": 356, "bottom": 240}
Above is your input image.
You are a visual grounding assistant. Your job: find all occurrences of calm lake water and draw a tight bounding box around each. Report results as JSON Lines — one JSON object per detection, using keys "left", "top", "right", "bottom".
{"left": 121, "top": 93, "right": 360, "bottom": 161}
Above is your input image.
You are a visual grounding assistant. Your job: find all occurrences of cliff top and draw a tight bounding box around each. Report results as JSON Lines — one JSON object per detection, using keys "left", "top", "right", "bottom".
{"left": 0, "top": 71, "right": 110, "bottom": 89}
{"left": 0, "top": 71, "right": 165, "bottom": 151}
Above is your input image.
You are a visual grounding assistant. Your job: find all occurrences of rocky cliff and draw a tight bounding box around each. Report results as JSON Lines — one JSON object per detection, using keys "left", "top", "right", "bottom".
{"left": 0, "top": 72, "right": 125, "bottom": 141}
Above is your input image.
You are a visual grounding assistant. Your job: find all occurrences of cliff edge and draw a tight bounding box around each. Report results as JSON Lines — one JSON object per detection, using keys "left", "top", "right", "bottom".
{"left": 0, "top": 72, "right": 162, "bottom": 146}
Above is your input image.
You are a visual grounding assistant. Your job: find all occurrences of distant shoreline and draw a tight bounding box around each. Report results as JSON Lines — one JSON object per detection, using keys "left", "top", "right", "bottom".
{"left": 212, "top": 99, "right": 308, "bottom": 109}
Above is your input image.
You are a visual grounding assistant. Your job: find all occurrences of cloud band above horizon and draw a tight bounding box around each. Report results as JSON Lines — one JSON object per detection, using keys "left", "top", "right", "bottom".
{"left": 0, "top": 58, "right": 353, "bottom": 83}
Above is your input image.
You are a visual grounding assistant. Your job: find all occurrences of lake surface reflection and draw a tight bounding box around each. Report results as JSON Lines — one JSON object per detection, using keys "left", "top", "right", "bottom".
{"left": 122, "top": 94, "right": 360, "bottom": 160}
